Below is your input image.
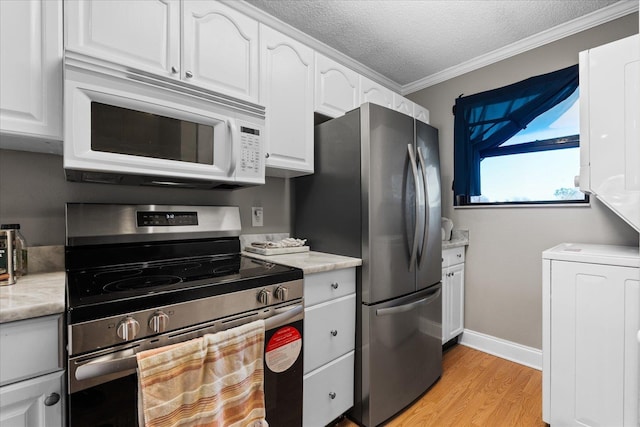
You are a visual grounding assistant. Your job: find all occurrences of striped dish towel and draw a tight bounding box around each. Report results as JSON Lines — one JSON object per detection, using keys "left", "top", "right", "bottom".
{"left": 137, "top": 320, "right": 268, "bottom": 427}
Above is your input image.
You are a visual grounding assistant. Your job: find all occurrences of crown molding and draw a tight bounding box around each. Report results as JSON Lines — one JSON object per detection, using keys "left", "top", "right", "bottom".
{"left": 225, "top": 0, "right": 402, "bottom": 93}
{"left": 402, "top": 1, "right": 639, "bottom": 95}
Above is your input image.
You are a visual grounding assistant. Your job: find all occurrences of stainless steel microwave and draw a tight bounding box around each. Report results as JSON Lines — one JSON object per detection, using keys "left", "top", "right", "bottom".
{"left": 63, "top": 55, "right": 265, "bottom": 189}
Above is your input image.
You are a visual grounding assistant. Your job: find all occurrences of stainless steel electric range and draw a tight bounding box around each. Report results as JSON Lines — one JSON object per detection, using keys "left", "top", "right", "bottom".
{"left": 64, "top": 204, "right": 304, "bottom": 427}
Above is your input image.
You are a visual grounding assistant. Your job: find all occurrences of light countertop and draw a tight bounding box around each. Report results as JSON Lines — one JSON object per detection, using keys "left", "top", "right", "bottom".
{"left": 243, "top": 251, "right": 362, "bottom": 274}
{"left": 0, "top": 271, "right": 65, "bottom": 323}
{"left": 442, "top": 229, "right": 469, "bottom": 250}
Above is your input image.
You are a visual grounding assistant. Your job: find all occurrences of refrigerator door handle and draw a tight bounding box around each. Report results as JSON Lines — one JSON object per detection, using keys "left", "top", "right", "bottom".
{"left": 417, "top": 148, "right": 429, "bottom": 268}
{"left": 375, "top": 288, "right": 441, "bottom": 317}
{"left": 407, "top": 144, "right": 420, "bottom": 272}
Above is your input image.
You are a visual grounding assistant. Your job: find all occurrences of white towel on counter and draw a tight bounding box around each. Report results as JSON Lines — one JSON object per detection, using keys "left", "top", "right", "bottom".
{"left": 136, "top": 320, "right": 268, "bottom": 427}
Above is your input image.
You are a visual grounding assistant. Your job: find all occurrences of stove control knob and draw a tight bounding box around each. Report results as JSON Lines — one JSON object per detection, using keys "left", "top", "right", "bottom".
{"left": 257, "top": 289, "right": 272, "bottom": 305}
{"left": 116, "top": 317, "right": 140, "bottom": 341}
{"left": 149, "top": 311, "right": 170, "bottom": 334}
{"left": 274, "top": 286, "right": 289, "bottom": 301}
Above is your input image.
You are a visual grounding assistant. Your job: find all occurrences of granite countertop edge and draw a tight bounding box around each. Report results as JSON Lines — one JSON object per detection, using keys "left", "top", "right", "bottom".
{"left": 442, "top": 229, "right": 469, "bottom": 250}
{"left": 242, "top": 250, "right": 362, "bottom": 274}
{"left": 0, "top": 271, "right": 66, "bottom": 324}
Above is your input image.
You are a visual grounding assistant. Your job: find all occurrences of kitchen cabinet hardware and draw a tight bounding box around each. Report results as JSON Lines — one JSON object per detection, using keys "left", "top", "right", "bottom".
{"left": 329, "top": 392, "right": 336, "bottom": 400}
{"left": 185, "top": 70, "right": 193, "bottom": 78}
{"left": 330, "top": 330, "right": 338, "bottom": 337}
{"left": 171, "top": 66, "right": 179, "bottom": 74}
{"left": 44, "top": 392, "right": 60, "bottom": 406}
{"left": 265, "top": 152, "right": 270, "bottom": 158}
{"left": 331, "top": 282, "right": 339, "bottom": 289}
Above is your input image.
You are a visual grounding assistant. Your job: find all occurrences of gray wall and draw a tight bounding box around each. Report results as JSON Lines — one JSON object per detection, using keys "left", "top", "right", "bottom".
{"left": 0, "top": 148, "right": 293, "bottom": 246}
{"left": 408, "top": 13, "right": 639, "bottom": 350}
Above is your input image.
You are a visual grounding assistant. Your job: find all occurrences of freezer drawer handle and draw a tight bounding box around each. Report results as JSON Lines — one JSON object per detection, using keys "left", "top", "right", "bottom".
{"left": 375, "top": 289, "right": 441, "bottom": 317}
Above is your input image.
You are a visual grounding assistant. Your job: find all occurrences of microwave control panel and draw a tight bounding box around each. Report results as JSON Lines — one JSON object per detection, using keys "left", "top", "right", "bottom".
{"left": 239, "top": 126, "right": 262, "bottom": 177}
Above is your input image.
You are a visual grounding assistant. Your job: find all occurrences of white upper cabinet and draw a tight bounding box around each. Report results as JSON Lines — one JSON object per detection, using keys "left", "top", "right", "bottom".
{"left": 413, "top": 103, "right": 430, "bottom": 124}
{"left": 65, "top": 0, "right": 180, "bottom": 78}
{"left": 183, "top": 1, "right": 259, "bottom": 102}
{"left": 260, "top": 25, "right": 314, "bottom": 177}
{"left": 65, "top": 0, "right": 259, "bottom": 103}
{"left": 315, "top": 53, "right": 360, "bottom": 118}
{"left": 0, "top": 0, "right": 63, "bottom": 144}
{"left": 359, "top": 76, "right": 393, "bottom": 109}
{"left": 393, "top": 93, "right": 414, "bottom": 117}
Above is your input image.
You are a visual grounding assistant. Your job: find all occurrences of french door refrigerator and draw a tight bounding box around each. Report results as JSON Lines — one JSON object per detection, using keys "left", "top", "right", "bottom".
{"left": 295, "top": 103, "right": 442, "bottom": 426}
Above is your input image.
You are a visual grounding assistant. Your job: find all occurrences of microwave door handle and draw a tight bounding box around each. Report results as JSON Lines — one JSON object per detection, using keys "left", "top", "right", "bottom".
{"left": 228, "top": 119, "right": 239, "bottom": 176}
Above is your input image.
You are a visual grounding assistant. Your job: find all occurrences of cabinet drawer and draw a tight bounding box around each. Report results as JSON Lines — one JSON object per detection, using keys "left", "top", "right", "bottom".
{"left": 304, "top": 268, "right": 355, "bottom": 307}
{"left": 442, "top": 246, "right": 465, "bottom": 268}
{"left": 0, "top": 315, "right": 62, "bottom": 386}
{"left": 304, "top": 294, "right": 355, "bottom": 374}
{"left": 303, "top": 351, "right": 354, "bottom": 427}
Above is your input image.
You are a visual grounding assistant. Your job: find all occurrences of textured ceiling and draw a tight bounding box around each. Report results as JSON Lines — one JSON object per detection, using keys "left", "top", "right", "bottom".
{"left": 245, "top": 0, "right": 624, "bottom": 86}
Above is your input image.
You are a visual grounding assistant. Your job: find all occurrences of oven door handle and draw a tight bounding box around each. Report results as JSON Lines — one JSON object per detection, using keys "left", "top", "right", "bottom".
{"left": 265, "top": 304, "right": 303, "bottom": 330}
{"left": 75, "top": 304, "right": 304, "bottom": 381}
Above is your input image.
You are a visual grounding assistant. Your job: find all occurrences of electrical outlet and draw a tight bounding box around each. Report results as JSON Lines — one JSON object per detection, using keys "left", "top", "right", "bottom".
{"left": 252, "top": 207, "right": 263, "bottom": 227}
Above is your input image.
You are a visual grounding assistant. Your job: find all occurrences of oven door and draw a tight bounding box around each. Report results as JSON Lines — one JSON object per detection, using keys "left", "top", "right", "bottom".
{"left": 68, "top": 302, "right": 303, "bottom": 427}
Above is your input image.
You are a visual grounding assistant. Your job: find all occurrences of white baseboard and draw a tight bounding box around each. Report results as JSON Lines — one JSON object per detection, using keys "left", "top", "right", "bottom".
{"left": 458, "top": 329, "right": 542, "bottom": 371}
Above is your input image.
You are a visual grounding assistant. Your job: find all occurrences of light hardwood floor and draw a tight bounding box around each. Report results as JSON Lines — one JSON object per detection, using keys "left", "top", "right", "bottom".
{"left": 336, "top": 344, "right": 545, "bottom": 427}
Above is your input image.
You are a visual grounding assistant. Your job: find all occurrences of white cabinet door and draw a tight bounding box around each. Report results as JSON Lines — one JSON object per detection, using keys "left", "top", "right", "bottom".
{"left": 0, "top": 371, "right": 64, "bottom": 427}
{"left": 359, "top": 76, "right": 393, "bottom": 109}
{"left": 303, "top": 351, "right": 354, "bottom": 427}
{"left": 65, "top": 0, "right": 180, "bottom": 78}
{"left": 549, "top": 260, "right": 639, "bottom": 426}
{"left": 314, "top": 53, "right": 359, "bottom": 118}
{"left": 183, "top": 1, "right": 259, "bottom": 102}
{"left": 393, "top": 93, "right": 414, "bottom": 117}
{"left": 260, "top": 25, "right": 314, "bottom": 177}
{"left": 447, "top": 263, "right": 465, "bottom": 340}
{"left": 0, "top": 0, "right": 62, "bottom": 143}
{"left": 442, "top": 248, "right": 465, "bottom": 344}
{"left": 413, "top": 103, "right": 430, "bottom": 124}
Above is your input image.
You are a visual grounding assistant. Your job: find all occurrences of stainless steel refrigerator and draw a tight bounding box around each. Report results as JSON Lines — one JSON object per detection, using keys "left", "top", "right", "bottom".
{"left": 295, "top": 103, "right": 443, "bottom": 426}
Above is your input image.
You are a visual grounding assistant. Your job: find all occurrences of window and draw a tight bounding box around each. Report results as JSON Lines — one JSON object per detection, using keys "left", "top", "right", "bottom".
{"left": 453, "top": 65, "right": 588, "bottom": 206}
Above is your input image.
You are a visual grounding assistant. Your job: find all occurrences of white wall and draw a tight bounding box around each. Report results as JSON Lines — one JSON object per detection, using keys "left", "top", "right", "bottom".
{"left": 408, "top": 13, "right": 639, "bottom": 349}
{"left": 0, "top": 148, "right": 293, "bottom": 246}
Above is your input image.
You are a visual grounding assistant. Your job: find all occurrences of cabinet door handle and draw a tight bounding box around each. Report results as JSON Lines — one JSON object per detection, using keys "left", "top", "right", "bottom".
{"left": 185, "top": 70, "right": 193, "bottom": 78}
{"left": 329, "top": 391, "right": 336, "bottom": 399}
{"left": 265, "top": 152, "right": 270, "bottom": 159}
{"left": 171, "top": 66, "right": 179, "bottom": 74}
{"left": 330, "top": 330, "right": 338, "bottom": 337}
{"left": 44, "top": 393, "right": 60, "bottom": 406}
{"left": 331, "top": 282, "right": 339, "bottom": 289}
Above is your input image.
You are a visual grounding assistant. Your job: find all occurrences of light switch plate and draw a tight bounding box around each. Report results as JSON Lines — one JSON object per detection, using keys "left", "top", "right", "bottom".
{"left": 252, "top": 207, "right": 263, "bottom": 227}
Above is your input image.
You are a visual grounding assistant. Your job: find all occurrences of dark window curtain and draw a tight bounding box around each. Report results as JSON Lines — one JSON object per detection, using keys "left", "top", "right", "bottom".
{"left": 453, "top": 64, "right": 578, "bottom": 199}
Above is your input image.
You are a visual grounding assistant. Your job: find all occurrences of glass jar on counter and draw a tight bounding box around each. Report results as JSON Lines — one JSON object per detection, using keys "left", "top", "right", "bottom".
{"left": 1, "top": 224, "right": 27, "bottom": 277}
{"left": 0, "top": 229, "right": 16, "bottom": 285}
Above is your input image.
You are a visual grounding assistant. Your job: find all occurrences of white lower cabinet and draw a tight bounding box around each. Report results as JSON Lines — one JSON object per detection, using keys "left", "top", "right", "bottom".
{"left": 0, "top": 371, "right": 64, "bottom": 427}
{"left": 303, "top": 351, "right": 355, "bottom": 427}
{"left": 442, "top": 246, "right": 465, "bottom": 344}
{"left": 0, "top": 314, "right": 64, "bottom": 427}
{"left": 543, "top": 244, "right": 639, "bottom": 426}
{"left": 303, "top": 268, "right": 356, "bottom": 427}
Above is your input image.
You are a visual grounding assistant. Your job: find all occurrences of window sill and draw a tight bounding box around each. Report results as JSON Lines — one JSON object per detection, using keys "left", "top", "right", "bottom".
{"left": 454, "top": 201, "right": 591, "bottom": 209}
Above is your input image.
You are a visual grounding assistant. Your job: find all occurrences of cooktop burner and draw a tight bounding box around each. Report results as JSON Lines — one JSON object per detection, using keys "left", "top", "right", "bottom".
{"left": 103, "top": 275, "right": 183, "bottom": 292}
